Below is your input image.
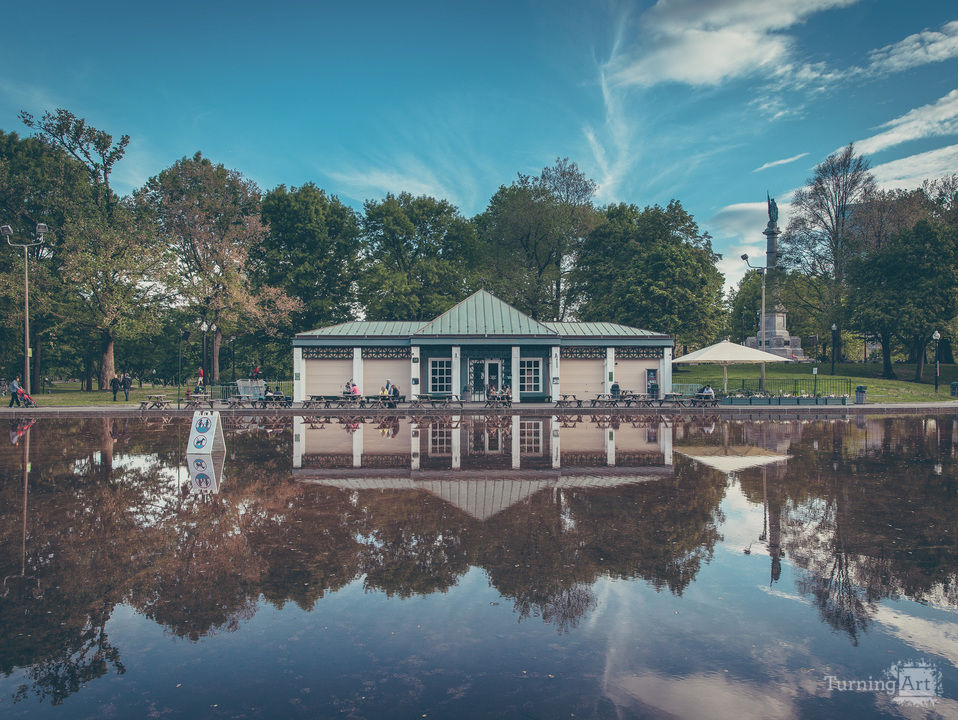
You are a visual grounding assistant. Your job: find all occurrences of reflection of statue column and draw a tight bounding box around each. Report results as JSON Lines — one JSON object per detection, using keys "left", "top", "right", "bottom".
{"left": 352, "top": 423, "right": 363, "bottom": 468}
{"left": 292, "top": 416, "right": 303, "bottom": 469}
{"left": 452, "top": 417, "right": 461, "bottom": 470}
{"left": 659, "top": 422, "right": 673, "bottom": 466}
{"left": 511, "top": 415, "right": 520, "bottom": 469}
{"left": 606, "top": 427, "right": 615, "bottom": 466}
{"left": 410, "top": 423, "right": 420, "bottom": 470}
{"left": 764, "top": 467, "right": 783, "bottom": 584}
{"left": 551, "top": 416, "right": 560, "bottom": 470}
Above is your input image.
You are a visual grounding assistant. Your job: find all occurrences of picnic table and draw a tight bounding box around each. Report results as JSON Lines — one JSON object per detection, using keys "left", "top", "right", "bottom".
{"left": 226, "top": 394, "right": 255, "bottom": 408}
{"left": 184, "top": 393, "right": 213, "bottom": 410}
{"left": 140, "top": 394, "right": 171, "bottom": 410}
{"left": 409, "top": 393, "right": 463, "bottom": 409}
{"left": 256, "top": 394, "right": 293, "bottom": 409}
{"left": 591, "top": 393, "right": 623, "bottom": 408}
{"left": 554, "top": 394, "right": 582, "bottom": 408}
{"left": 483, "top": 395, "right": 512, "bottom": 409}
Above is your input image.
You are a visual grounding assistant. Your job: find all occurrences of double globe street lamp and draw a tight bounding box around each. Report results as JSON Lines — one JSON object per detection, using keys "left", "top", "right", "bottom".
{"left": 1, "top": 223, "right": 48, "bottom": 396}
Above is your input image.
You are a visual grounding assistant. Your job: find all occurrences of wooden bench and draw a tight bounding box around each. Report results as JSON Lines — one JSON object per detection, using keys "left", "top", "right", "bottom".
{"left": 483, "top": 396, "right": 512, "bottom": 409}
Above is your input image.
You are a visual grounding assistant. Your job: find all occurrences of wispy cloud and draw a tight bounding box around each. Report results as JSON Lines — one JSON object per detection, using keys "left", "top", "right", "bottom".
{"left": 856, "top": 89, "right": 958, "bottom": 155}
{"left": 326, "top": 161, "right": 456, "bottom": 208}
{"left": 606, "top": 0, "right": 859, "bottom": 89}
{"left": 870, "top": 143, "right": 958, "bottom": 190}
{"left": 753, "top": 152, "right": 809, "bottom": 172}
{"left": 867, "top": 20, "right": 958, "bottom": 75}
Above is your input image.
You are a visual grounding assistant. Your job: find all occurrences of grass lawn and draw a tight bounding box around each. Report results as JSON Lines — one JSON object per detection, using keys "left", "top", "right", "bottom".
{"left": 672, "top": 361, "right": 958, "bottom": 403}
{"left": 13, "top": 381, "right": 188, "bottom": 407}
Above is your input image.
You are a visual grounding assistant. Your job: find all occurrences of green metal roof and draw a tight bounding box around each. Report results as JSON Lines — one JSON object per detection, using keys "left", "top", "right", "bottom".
{"left": 297, "top": 321, "right": 425, "bottom": 338}
{"left": 413, "top": 289, "right": 558, "bottom": 337}
{"left": 544, "top": 321, "right": 666, "bottom": 338}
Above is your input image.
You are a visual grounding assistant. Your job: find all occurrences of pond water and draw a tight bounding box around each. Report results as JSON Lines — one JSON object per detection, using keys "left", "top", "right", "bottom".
{"left": 2, "top": 414, "right": 958, "bottom": 718}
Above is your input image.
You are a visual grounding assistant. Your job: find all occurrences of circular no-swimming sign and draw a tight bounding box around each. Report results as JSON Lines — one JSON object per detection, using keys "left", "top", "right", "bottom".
{"left": 193, "top": 435, "right": 208, "bottom": 449}
{"left": 195, "top": 417, "right": 212, "bottom": 433}
{"left": 195, "top": 473, "right": 212, "bottom": 489}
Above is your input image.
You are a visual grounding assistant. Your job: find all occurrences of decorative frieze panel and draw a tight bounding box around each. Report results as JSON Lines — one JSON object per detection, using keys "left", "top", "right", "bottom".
{"left": 616, "top": 346, "right": 664, "bottom": 360}
{"left": 560, "top": 346, "right": 605, "bottom": 360}
{"left": 363, "top": 346, "right": 411, "bottom": 360}
{"left": 303, "top": 346, "right": 353, "bottom": 360}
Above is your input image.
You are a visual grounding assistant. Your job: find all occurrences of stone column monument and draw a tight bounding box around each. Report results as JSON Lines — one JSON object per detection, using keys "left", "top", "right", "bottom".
{"left": 745, "top": 195, "right": 806, "bottom": 359}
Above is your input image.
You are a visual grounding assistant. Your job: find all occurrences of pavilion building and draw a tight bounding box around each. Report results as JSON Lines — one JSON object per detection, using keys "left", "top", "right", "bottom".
{"left": 292, "top": 289, "right": 673, "bottom": 403}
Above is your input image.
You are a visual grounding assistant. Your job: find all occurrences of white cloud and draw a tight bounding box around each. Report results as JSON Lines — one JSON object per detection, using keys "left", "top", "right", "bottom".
{"left": 870, "top": 144, "right": 958, "bottom": 190}
{"left": 607, "top": 0, "right": 858, "bottom": 88}
{"left": 326, "top": 159, "right": 457, "bottom": 207}
{"left": 856, "top": 89, "right": 958, "bottom": 155}
{"left": 585, "top": 62, "right": 637, "bottom": 202}
{"left": 867, "top": 20, "right": 958, "bottom": 75}
{"left": 753, "top": 153, "right": 809, "bottom": 172}
{"left": 709, "top": 201, "right": 793, "bottom": 292}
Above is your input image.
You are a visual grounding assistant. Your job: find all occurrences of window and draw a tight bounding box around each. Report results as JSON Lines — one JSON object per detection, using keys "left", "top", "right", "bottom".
{"left": 518, "top": 358, "right": 542, "bottom": 393}
{"left": 519, "top": 421, "right": 542, "bottom": 455}
{"left": 429, "top": 359, "right": 452, "bottom": 393}
{"left": 429, "top": 426, "right": 452, "bottom": 456}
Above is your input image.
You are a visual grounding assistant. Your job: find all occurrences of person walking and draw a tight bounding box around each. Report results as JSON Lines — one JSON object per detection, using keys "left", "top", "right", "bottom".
{"left": 8, "top": 376, "right": 21, "bottom": 408}
{"left": 110, "top": 375, "right": 121, "bottom": 402}
{"left": 122, "top": 373, "right": 132, "bottom": 401}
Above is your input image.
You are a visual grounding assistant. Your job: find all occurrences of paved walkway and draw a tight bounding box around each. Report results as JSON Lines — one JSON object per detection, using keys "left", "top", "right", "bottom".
{"left": 2, "top": 400, "right": 958, "bottom": 419}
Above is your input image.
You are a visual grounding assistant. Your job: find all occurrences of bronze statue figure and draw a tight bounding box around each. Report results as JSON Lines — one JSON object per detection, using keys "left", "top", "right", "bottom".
{"left": 767, "top": 192, "right": 778, "bottom": 225}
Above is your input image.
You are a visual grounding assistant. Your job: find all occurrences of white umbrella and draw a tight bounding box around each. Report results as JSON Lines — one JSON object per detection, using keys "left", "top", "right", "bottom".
{"left": 674, "top": 445, "right": 790, "bottom": 474}
{"left": 673, "top": 340, "right": 789, "bottom": 392}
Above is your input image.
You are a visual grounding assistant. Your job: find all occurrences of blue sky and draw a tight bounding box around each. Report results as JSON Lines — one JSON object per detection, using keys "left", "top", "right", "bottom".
{"left": 2, "top": 0, "right": 956, "bottom": 290}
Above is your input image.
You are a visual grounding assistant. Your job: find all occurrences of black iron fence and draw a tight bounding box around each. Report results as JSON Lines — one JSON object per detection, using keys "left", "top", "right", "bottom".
{"left": 199, "top": 380, "right": 293, "bottom": 401}
{"left": 676, "top": 377, "right": 853, "bottom": 397}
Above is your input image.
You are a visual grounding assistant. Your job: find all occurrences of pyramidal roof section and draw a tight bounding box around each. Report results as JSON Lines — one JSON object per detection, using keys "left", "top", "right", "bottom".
{"left": 414, "top": 289, "right": 558, "bottom": 337}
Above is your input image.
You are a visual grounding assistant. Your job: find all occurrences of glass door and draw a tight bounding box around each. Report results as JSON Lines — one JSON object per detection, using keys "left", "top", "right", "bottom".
{"left": 486, "top": 360, "right": 501, "bottom": 397}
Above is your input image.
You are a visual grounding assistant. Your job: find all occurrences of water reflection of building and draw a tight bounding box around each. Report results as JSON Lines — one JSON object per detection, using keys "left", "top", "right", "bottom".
{"left": 293, "top": 415, "right": 673, "bottom": 472}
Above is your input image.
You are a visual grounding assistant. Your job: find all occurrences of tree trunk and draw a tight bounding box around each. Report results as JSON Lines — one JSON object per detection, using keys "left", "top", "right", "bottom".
{"left": 880, "top": 330, "right": 895, "bottom": 379}
{"left": 99, "top": 332, "right": 115, "bottom": 390}
{"left": 99, "top": 418, "right": 114, "bottom": 481}
{"left": 212, "top": 328, "right": 222, "bottom": 384}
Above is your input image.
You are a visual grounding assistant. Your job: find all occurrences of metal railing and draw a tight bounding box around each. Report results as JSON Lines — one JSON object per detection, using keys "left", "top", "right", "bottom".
{"left": 676, "top": 377, "right": 853, "bottom": 396}
{"left": 202, "top": 380, "right": 293, "bottom": 401}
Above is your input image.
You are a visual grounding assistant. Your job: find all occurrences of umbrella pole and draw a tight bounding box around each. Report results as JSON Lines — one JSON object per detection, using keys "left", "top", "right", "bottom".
{"left": 724, "top": 365, "right": 728, "bottom": 393}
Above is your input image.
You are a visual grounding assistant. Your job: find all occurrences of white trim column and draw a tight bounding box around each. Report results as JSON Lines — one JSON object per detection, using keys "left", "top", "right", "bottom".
{"left": 293, "top": 347, "right": 304, "bottom": 402}
{"left": 353, "top": 347, "right": 363, "bottom": 394}
{"left": 410, "top": 423, "right": 420, "bottom": 470}
{"left": 452, "top": 418, "right": 461, "bottom": 469}
{"left": 511, "top": 415, "right": 520, "bottom": 469}
{"left": 292, "top": 416, "right": 304, "bottom": 469}
{"left": 606, "top": 427, "right": 616, "bottom": 466}
{"left": 551, "top": 416, "right": 560, "bottom": 469}
{"left": 411, "top": 346, "right": 420, "bottom": 399}
{"left": 659, "top": 421, "right": 673, "bottom": 467}
{"left": 511, "top": 346, "right": 521, "bottom": 402}
{"left": 605, "top": 347, "right": 615, "bottom": 394}
{"left": 452, "top": 346, "right": 461, "bottom": 398}
{"left": 352, "top": 424, "right": 363, "bottom": 468}
{"left": 660, "top": 347, "right": 673, "bottom": 395}
{"left": 551, "top": 346, "right": 560, "bottom": 400}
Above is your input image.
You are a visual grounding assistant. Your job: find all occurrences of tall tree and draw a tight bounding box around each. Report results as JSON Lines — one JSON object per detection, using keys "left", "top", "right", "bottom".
{"left": 137, "top": 153, "right": 300, "bottom": 383}
{"left": 357, "top": 192, "right": 479, "bottom": 321}
{"left": 476, "top": 158, "right": 599, "bottom": 320}
{"left": 780, "top": 144, "right": 875, "bottom": 360}
{"left": 254, "top": 183, "right": 360, "bottom": 331}
{"left": 571, "top": 201, "right": 724, "bottom": 347}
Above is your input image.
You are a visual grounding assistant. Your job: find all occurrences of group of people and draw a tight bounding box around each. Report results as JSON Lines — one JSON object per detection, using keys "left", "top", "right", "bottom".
{"left": 343, "top": 378, "right": 402, "bottom": 401}
{"left": 487, "top": 384, "right": 512, "bottom": 401}
{"left": 110, "top": 373, "right": 134, "bottom": 402}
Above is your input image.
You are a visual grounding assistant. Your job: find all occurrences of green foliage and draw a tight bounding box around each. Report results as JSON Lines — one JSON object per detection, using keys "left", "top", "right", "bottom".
{"left": 572, "top": 201, "right": 724, "bottom": 347}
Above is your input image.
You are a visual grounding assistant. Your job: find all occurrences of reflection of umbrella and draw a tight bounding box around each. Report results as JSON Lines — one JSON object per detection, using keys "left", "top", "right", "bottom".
{"left": 674, "top": 445, "right": 790, "bottom": 474}
{"left": 673, "top": 340, "right": 788, "bottom": 392}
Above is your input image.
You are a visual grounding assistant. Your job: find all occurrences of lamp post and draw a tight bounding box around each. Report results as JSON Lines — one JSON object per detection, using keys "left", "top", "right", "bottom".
{"left": 933, "top": 330, "right": 941, "bottom": 393}
{"left": 742, "top": 254, "right": 767, "bottom": 392}
{"left": 1, "top": 223, "right": 47, "bottom": 395}
{"left": 831, "top": 323, "right": 838, "bottom": 376}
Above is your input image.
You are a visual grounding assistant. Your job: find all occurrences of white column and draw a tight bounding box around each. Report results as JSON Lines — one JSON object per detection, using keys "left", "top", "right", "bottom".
{"left": 659, "top": 347, "right": 673, "bottom": 395}
{"left": 452, "top": 418, "right": 461, "bottom": 469}
{"left": 551, "top": 416, "right": 560, "bottom": 469}
{"left": 511, "top": 346, "right": 521, "bottom": 402}
{"left": 410, "top": 423, "right": 420, "bottom": 470}
{"left": 353, "top": 347, "right": 363, "bottom": 394}
{"left": 511, "top": 414, "right": 520, "bottom": 469}
{"left": 411, "top": 346, "right": 420, "bottom": 399}
{"left": 293, "top": 347, "right": 304, "bottom": 402}
{"left": 659, "top": 421, "right": 673, "bottom": 466}
{"left": 605, "top": 347, "right": 615, "bottom": 393}
{"left": 551, "top": 346, "right": 560, "bottom": 400}
{"left": 452, "top": 346, "right": 461, "bottom": 398}
{"left": 606, "top": 427, "right": 616, "bottom": 466}
{"left": 352, "top": 423, "right": 363, "bottom": 468}
{"left": 292, "top": 416, "right": 304, "bottom": 469}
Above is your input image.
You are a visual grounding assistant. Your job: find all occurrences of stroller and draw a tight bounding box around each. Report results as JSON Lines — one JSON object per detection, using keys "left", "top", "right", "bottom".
{"left": 16, "top": 388, "right": 38, "bottom": 408}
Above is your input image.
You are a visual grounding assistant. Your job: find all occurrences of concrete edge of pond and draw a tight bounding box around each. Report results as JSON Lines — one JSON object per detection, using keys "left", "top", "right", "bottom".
{"left": 3, "top": 400, "right": 958, "bottom": 419}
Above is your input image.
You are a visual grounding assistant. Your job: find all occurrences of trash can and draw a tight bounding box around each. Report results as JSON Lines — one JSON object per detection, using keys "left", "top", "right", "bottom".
{"left": 855, "top": 385, "right": 867, "bottom": 404}
{"left": 951, "top": 381, "right": 958, "bottom": 398}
